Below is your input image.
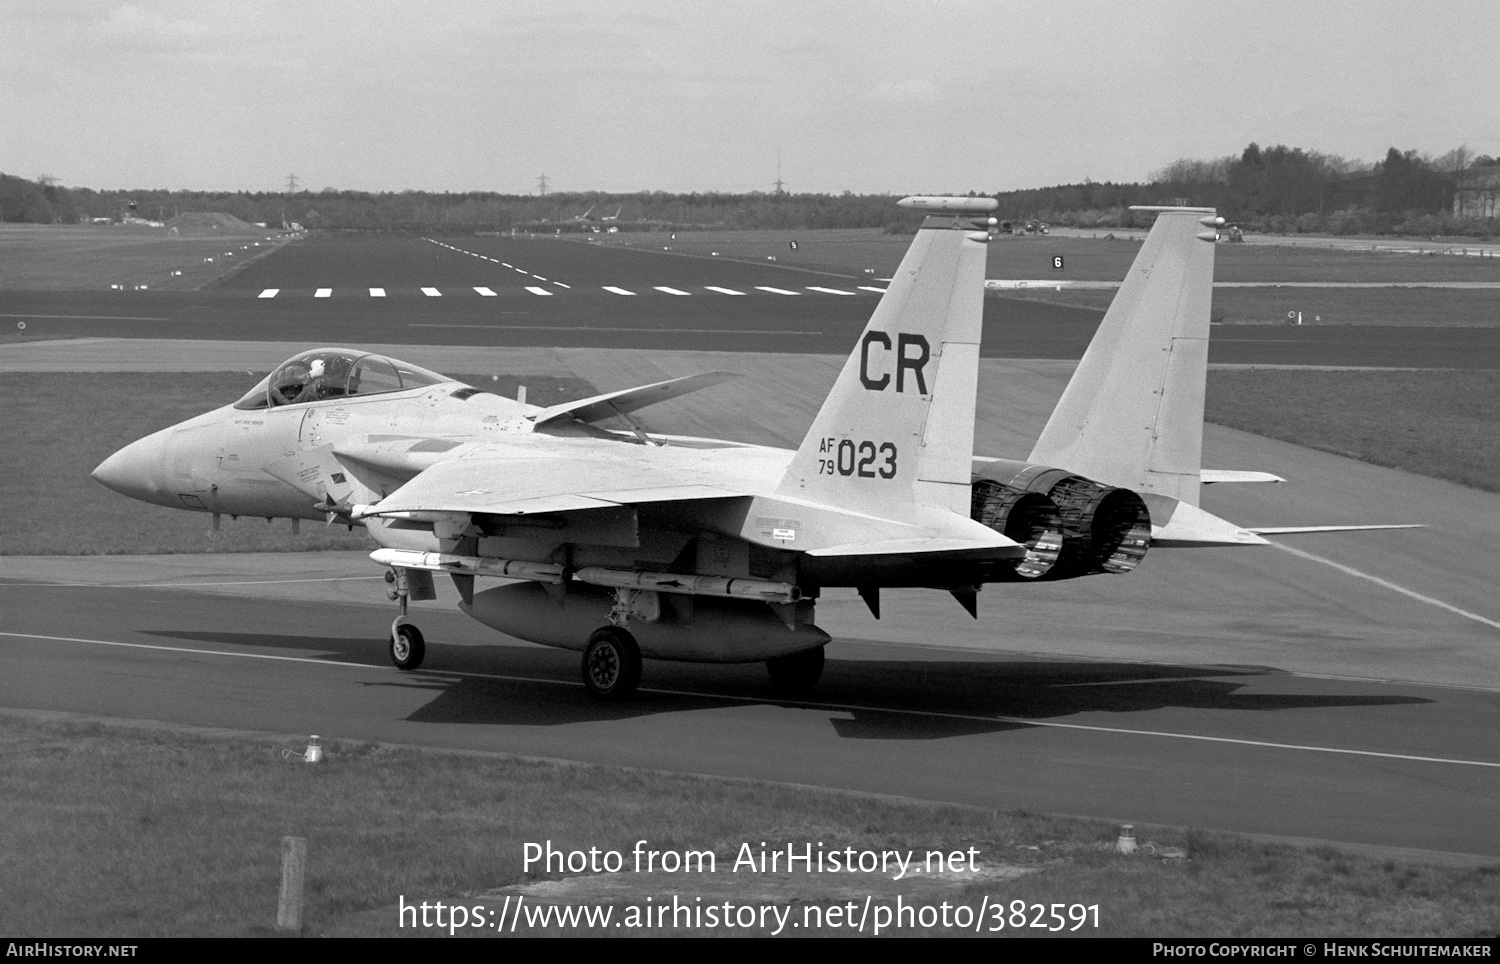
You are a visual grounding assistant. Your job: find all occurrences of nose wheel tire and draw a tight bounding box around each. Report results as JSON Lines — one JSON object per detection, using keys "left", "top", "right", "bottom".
{"left": 582, "top": 627, "right": 642, "bottom": 700}
{"left": 390, "top": 624, "right": 426, "bottom": 671}
{"left": 766, "top": 646, "right": 825, "bottom": 693}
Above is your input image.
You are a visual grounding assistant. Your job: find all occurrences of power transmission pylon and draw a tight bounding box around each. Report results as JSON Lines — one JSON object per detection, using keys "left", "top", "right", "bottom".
{"left": 536, "top": 173, "right": 549, "bottom": 196}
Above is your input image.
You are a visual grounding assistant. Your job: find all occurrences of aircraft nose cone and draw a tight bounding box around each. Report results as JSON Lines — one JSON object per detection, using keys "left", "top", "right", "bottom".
{"left": 92, "top": 432, "right": 169, "bottom": 504}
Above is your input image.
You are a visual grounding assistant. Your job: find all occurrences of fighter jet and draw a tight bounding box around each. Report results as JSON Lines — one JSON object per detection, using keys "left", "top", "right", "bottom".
{"left": 93, "top": 198, "right": 1402, "bottom": 699}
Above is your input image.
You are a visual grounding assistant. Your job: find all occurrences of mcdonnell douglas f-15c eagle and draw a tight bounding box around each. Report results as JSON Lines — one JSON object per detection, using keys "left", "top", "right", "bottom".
{"left": 93, "top": 199, "right": 1407, "bottom": 699}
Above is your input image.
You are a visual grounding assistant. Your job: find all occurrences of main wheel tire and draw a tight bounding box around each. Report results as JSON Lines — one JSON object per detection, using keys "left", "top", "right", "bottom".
{"left": 390, "top": 624, "right": 425, "bottom": 671}
{"left": 766, "top": 646, "right": 825, "bottom": 693}
{"left": 582, "top": 627, "right": 642, "bottom": 700}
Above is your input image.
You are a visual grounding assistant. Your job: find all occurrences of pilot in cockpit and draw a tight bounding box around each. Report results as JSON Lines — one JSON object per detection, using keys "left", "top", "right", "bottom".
{"left": 251, "top": 350, "right": 445, "bottom": 410}
{"left": 271, "top": 361, "right": 313, "bottom": 405}
{"left": 270, "top": 354, "right": 355, "bottom": 404}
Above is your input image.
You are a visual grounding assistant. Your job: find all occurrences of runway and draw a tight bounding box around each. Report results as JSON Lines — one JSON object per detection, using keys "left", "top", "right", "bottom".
{"left": 4, "top": 232, "right": 1497, "bottom": 367}
{"left": 3, "top": 230, "right": 1498, "bottom": 862}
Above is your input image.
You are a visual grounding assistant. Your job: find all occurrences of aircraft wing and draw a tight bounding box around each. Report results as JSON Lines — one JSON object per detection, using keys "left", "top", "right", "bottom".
{"left": 531, "top": 371, "right": 740, "bottom": 428}
{"left": 356, "top": 453, "right": 746, "bottom": 518}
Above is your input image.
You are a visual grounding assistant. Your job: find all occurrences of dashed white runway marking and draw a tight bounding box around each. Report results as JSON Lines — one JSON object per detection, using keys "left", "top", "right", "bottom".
{"left": 259, "top": 281, "right": 885, "bottom": 300}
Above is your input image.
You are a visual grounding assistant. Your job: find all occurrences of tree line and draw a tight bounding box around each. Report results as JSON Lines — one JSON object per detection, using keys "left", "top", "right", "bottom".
{"left": 4, "top": 143, "right": 1495, "bottom": 236}
{"left": 1010, "top": 144, "right": 1496, "bottom": 237}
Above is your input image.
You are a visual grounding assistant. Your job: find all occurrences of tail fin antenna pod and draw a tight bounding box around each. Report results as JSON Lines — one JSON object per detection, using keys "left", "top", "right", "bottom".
{"left": 776, "top": 197, "right": 997, "bottom": 517}
{"left": 1028, "top": 207, "right": 1221, "bottom": 507}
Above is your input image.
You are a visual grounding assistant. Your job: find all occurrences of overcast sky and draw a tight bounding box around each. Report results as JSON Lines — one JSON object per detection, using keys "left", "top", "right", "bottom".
{"left": 5, "top": 1, "right": 1498, "bottom": 195}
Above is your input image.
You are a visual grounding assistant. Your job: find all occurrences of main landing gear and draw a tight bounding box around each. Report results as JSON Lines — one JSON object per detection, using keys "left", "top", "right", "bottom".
{"left": 582, "top": 627, "right": 642, "bottom": 701}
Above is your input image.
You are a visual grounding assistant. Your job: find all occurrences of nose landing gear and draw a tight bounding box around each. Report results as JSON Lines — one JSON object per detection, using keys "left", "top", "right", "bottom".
{"left": 390, "top": 621, "right": 425, "bottom": 670}
{"left": 385, "top": 567, "right": 425, "bottom": 671}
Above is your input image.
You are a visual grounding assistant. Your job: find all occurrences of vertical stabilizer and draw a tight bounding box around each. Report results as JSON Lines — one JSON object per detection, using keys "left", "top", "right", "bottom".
{"left": 777, "top": 197, "right": 995, "bottom": 518}
{"left": 1029, "top": 207, "right": 1220, "bottom": 506}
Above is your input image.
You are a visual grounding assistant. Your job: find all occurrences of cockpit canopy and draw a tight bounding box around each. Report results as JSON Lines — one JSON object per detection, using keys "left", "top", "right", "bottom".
{"left": 234, "top": 348, "right": 452, "bottom": 410}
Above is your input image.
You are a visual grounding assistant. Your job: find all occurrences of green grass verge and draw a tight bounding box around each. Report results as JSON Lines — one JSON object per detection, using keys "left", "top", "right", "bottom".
{"left": 998, "top": 286, "right": 1500, "bottom": 327}
{"left": 3, "top": 714, "right": 1495, "bottom": 937}
{"left": 1204, "top": 369, "right": 1500, "bottom": 492}
{"left": 0, "top": 372, "right": 595, "bottom": 555}
{"left": 0, "top": 223, "right": 287, "bottom": 291}
{"left": 1209, "top": 287, "right": 1500, "bottom": 327}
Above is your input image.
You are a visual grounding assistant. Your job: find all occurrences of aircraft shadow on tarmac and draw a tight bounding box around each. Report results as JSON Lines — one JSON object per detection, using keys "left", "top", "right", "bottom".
{"left": 144, "top": 629, "right": 1432, "bottom": 739}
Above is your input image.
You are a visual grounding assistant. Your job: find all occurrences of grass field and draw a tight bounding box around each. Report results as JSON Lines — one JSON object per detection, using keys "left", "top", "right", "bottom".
{"left": 0, "top": 223, "right": 289, "bottom": 292}
{"left": 4, "top": 713, "right": 1495, "bottom": 937}
{"left": 1205, "top": 369, "right": 1500, "bottom": 491}
{"left": 996, "top": 286, "right": 1500, "bottom": 326}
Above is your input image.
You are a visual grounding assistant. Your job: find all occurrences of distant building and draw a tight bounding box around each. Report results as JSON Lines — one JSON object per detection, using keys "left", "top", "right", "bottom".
{"left": 1453, "top": 165, "right": 1500, "bottom": 218}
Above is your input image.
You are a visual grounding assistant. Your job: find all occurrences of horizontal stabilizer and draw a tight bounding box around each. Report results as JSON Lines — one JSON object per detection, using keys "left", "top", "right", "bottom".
{"left": 1201, "top": 469, "right": 1285, "bottom": 484}
{"left": 1151, "top": 501, "right": 1270, "bottom": 547}
{"left": 1247, "top": 524, "right": 1425, "bottom": 535}
{"left": 531, "top": 371, "right": 739, "bottom": 427}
